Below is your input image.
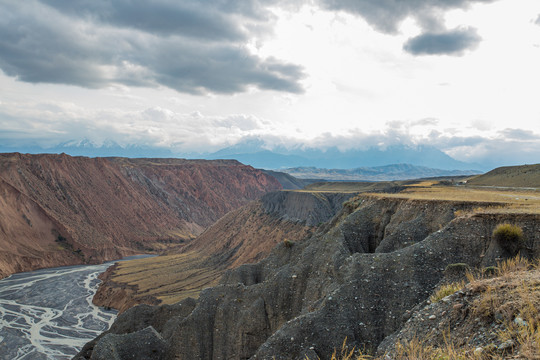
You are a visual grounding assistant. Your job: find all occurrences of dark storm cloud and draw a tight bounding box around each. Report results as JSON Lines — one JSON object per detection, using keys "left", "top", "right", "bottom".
{"left": 0, "top": 0, "right": 500, "bottom": 92}
{"left": 39, "top": 0, "right": 264, "bottom": 41}
{"left": 0, "top": 0, "right": 303, "bottom": 94}
{"left": 403, "top": 27, "right": 482, "bottom": 55}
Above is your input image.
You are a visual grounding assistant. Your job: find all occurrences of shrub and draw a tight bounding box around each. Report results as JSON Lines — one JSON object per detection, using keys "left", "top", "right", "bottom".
{"left": 283, "top": 239, "right": 294, "bottom": 248}
{"left": 493, "top": 223, "right": 524, "bottom": 254}
{"left": 444, "top": 263, "right": 471, "bottom": 276}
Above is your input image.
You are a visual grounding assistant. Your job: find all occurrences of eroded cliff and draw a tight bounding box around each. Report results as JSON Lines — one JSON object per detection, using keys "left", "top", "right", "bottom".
{"left": 0, "top": 153, "right": 281, "bottom": 278}
{"left": 75, "top": 194, "right": 540, "bottom": 359}
{"left": 92, "top": 191, "right": 355, "bottom": 312}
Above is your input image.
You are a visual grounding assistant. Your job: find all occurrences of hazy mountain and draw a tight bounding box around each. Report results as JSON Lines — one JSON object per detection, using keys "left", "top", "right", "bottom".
{"left": 282, "top": 163, "right": 480, "bottom": 181}
{"left": 1, "top": 137, "right": 484, "bottom": 171}
{"left": 208, "top": 140, "right": 482, "bottom": 171}
{"left": 0, "top": 139, "right": 176, "bottom": 158}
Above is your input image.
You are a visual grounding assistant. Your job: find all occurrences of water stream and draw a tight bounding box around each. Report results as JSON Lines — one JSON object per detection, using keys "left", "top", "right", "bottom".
{"left": 0, "top": 256, "right": 150, "bottom": 359}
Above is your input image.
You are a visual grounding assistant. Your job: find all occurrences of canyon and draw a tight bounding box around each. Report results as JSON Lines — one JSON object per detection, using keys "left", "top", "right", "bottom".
{"left": 92, "top": 191, "right": 355, "bottom": 312}
{"left": 2, "top": 154, "right": 539, "bottom": 359}
{"left": 75, "top": 171, "right": 540, "bottom": 359}
{"left": 0, "top": 153, "right": 281, "bottom": 278}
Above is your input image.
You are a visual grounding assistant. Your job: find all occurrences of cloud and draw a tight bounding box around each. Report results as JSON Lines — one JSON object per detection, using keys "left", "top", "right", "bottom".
{"left": 0, "top": 1, "right": 304, "bottom": 94}
{"left": 0, "top": 0, "right": 500, "bottom": 93}
{"left": 39, "top": 0, "right": 283, "bottom": 41}
{"left": 2, "top": 99, "right": 539, "bottom": 168}
{"left": 411, "top": 118, "right": 439, "bottom": 127}
{"left": 0, "top": 100, "right": 272, "bottom": 152}
{"left": 536, "top": 14, "right": 540, "bottom": 25}
{"left": 498, "top": 128, "right": 540, "bottom": 141}
{"left": 317, "top": 0, "right": 497, "bottom": 34}
{"left": 403, "top": 27, "right": 482, "bottom": 55}
{"left": 317, "top": 0, "right": 494, "bottom": 56}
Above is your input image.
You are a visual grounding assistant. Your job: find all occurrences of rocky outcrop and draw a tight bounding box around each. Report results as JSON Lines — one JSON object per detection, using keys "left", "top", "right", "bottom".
{"left": 0, "top": 153, "right": 281, "bottom": 278}
{"left": 92, "top": 191, "right": 353, "bottom": 312}
{"left": 75, "top": 196, "right": 540, "bottom": 359}
{"left": 185, "top": 191, "right": 355, "bottom": 267}
{"left": 259, "top": 191, "right": 353, "bottom": 227}
{"left": 377, "top": 263, "right": 540, "bottom": 358}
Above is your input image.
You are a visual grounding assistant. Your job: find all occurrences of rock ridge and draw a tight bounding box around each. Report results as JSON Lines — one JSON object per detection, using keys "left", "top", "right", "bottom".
{"left": 75, "top": 195, "right": 540, "bottom": 359}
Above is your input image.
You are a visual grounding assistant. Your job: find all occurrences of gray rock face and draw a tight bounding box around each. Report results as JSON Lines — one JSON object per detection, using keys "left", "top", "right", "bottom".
{"left": 75, "top": 196, "right": 540, "bottom": 360}
{"left": 260, "top": 191, "right": 355, "bottom": 226}
{"left": 91, "top": 326, "right": 166, "bottom": 360}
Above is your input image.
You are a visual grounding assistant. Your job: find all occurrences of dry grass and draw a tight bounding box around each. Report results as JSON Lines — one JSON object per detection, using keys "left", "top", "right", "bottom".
{"left": 312, "top": 256, "right": 540, "bottom": 360}
{"left": 391, "top": 337, "right": 497, "bottom": 360}
{"left": 305, "top": 338, "right": 372, "bottom": 360}
{"left": 300, "top": 178, "right": 540, "bottom": 214}
{"left": 466, "top": 164, "right": 540, "bottom": 188}
{"left": 111, "top": 251, "right": 223, "bottom": 304}
{"left": 307, "top": 337, "right": 496, "bottom": 360}
{"left": 430, "top": 281, "right": 466, "bottom": 303}
{"left": 366, "top": 183, "right": 540, "bottom": 214}
{"left": 468, "top": 256, "right": 540, "bottom": 359}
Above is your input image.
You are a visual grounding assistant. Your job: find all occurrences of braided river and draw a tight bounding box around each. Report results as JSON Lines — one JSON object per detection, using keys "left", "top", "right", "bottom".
{"left": 0, "top": 256, "right": 150, "bottom": 359}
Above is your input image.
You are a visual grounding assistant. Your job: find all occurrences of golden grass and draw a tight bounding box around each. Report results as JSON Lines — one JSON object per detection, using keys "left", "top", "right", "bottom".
{"left": 297, "top": 178, "right": 540, "bottom": 215}
{"left": 430, "top": 281, "right": 466, "bottom": 303}
{"left": 366, "top": 184, "right": 540, "bottom": 214}
{"left": 470, "top": 257, "right": 540, "bottom": 359}
{"left": 112, "top": 251, "right": 223, "bottom": 304}
{"left": 391, "top": 337, "right": 495, "bottom": 360}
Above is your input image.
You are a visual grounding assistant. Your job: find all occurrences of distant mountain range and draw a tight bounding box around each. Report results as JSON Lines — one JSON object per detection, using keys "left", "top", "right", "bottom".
{"left": 0, "top": 137, "right": 485, "bottom": 171}
{"left": 206, "top": 138, "right": 483, "bottom": 171}
{"left": 281, "top": 164, "right": 480, "bottom": 181}
{"left": 0, "top": 139, "right": 176, "bottom": 158}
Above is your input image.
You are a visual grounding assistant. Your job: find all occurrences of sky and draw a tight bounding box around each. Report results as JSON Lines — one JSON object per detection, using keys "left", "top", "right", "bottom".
{"left": 1, "top": 0, "right": 540, "bottom": 167}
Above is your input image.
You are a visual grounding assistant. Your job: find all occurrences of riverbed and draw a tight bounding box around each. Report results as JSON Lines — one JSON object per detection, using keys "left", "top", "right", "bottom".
{"left": 0, "top": 256, "right": 150, "bottom": 359}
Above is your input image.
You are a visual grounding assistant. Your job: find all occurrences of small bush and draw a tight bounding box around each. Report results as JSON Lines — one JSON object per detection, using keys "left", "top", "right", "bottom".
{"left": 493, "top": 223, "right": 524, "bottom": 254}
{"left": 444, "top": 263, "right": 471, "bottom": 276}
{"left": 430, "top": 281, "right": 465, "bottom": 303}
{"left": 283, "top": 239, "right": 294, "bottom": 248}
{"left": 482, "top": 266, "right": 498, "bottom": 277}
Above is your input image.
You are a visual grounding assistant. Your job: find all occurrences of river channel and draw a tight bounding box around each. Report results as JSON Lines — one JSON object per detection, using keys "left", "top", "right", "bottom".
{"left": 0, "top": 256, "right": 150, "bottom": 359}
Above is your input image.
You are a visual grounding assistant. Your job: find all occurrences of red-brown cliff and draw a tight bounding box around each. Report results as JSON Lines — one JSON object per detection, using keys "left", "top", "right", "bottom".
{"left": 0, "top": 153, "right": 281, "bottom": 278}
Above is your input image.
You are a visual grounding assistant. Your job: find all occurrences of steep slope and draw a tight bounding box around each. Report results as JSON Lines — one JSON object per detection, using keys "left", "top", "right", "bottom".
{"left": 466, "top": 163, "right": 540, "bottom": 187}
{"left": 0, "top": 177, "right": 81, "bottom": 277}
{"left": 75, "top": 193, "right": 540, "bottom": 360}
{"left": 378, "top": 258, "right": 540, "bottom": 359}
{"left": 92, "top": 191, "right": 355, "bottom": 312}
{"left": 0, "top": 153, "right": 281, "bottom": 278}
